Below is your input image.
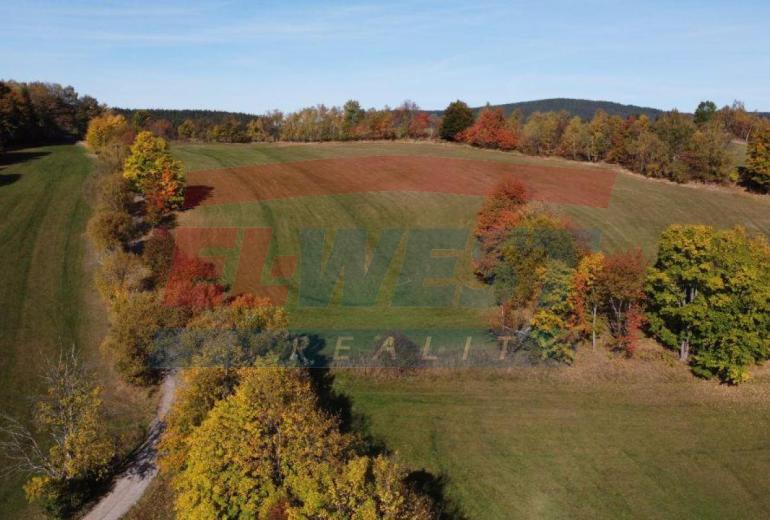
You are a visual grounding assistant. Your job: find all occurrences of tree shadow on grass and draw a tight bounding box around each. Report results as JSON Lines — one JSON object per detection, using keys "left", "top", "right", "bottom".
{"left": 0, "top": 150, "right": 50, "bottom": 170}
{"left": 303, "top": 333, "right": 467, "bottom": 519}
{"left": 0, "top": 174, "right": 21, "bottom": 187}
{"left": 406, "top": 470, "right": 469, "bottom": 520}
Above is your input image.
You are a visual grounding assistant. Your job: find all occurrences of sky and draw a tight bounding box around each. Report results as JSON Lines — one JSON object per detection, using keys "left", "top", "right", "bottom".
{"left": 2, "top": 0, "right": 769, "bottom": 113}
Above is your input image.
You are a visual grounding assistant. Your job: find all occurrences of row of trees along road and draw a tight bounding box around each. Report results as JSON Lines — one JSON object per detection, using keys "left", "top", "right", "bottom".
{"left": 2, "top": 111, "right": 443, "bottom": 518}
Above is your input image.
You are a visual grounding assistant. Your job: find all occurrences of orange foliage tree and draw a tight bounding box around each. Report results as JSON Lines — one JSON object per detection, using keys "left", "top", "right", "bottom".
{"left": 595, "top": 249, "right": 646, "bottom": 355}
{"left": 163, "top": 253, "right": 225, "bottom": 316}
{"left": 458, "top": 107, "right": 518, "bottom": 150}
{"left": 473, "top": 178, "right": 530, "bottom": 279}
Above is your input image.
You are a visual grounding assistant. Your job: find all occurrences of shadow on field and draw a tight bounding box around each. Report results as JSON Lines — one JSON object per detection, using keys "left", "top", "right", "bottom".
{"left": 305, "top": 334, "right": 467, "bottom": 520}
{"left": 183, "top": 185, "right": 214, "bottom": 209}
{"left": 0, "top": 174, "right": 21, "bottom": 186}
{"left": 0, "top": 150, "right": 49, "bottom": 170}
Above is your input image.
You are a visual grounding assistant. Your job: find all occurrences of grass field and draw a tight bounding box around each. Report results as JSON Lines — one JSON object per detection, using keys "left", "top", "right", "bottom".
{"left": 0, "top": 146, "right": 155, "bottom": 518}
{"left": 162, "top": 141, "right": 770, "bottom": 519}
{"left": 336, "top": 356, "right": 770, "bottom": 520}
{"left": 174, "top": 141, "right": 770, "bottom": 330}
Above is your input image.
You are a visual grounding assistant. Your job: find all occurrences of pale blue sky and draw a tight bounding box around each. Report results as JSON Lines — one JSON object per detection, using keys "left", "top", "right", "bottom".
{"left": 2, "top": 0, "right": 768, "bottom": 113}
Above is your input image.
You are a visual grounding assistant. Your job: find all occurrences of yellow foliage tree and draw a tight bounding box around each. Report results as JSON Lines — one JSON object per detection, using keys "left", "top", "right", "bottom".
{"left": 172, "top": 368, "right": 352, "bottom": 518}
{"left": 123, "top": 131, "right": 186, "bottom": 223}
{"left": 85, "top": 113, "right": 131, "bottom": 153}
{"left": 1, "top": 349, "right": 115, "bottom": 517}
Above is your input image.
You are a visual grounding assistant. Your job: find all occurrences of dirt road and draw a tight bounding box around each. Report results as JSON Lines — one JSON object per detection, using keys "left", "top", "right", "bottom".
{"left": 83, "top": 374, "right": 177, "bottom": 520}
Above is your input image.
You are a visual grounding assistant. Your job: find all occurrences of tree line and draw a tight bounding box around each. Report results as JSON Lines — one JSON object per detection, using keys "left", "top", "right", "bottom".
{"left": 443, "top": 99, "right": 770, "bottom": 190}
{"left": 0, "top": 80, "right": 101, "bottom": 150}
{"left": 5, "top": 77, "right": 766, "bottom": 194}
{"left": 122, "top": 97, "right": 770, "bottom": 192}
{"left": 476, "top": 179, "right": 770, "bottom": 384}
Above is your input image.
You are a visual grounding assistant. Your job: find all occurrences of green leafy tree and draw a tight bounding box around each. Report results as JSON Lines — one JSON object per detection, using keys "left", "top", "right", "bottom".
{"left": 342, "top": 99, "right": 365, "bottom": 139}
{"left": 439, "top": 100, "right": 474, "bottom": 141}
{"left": 694, "top": 100, "right": 717, "bottom": 125}
{"left": 645, "top": 225, "right": 770, "bottom": 383}
{"left": 529, "top": 261, "right": 577, "bottom": 363}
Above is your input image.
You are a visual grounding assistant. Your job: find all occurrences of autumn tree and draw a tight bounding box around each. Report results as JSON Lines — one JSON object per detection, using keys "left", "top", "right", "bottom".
{"left": 626, "top": 125, "right": 669, "bottom": 177}
{"left": 595, "top": 249, "right": 646, "bottom": 355}
{"left": 645, "top": 225, "right": 770, "bottom": 383}
{"left": 570, "top": 252, "right": 605, "bottom": 348}
{"left": 85, "top": 113, "right": 131, "bottom": 153}
{"left": 0, "top": 349, "right": 115, "bottom": 518}
{"left": 718, "top": 100, "right": 758, "bottom": 140}
{"left": 521, "top": 111, "right": 569, "bottom": 155}
{"left": 94, "top": 250, "right": 150, "bottom": 305}
{"left": 142, "top": 227, "right": 177, "bottom": 286}
{"left": 408, "top": 111, "right": 433, "bottom": 138}
{"left": 745, "top": 122, "right": 770, "bottom": 192}
{"left": 176, "top": 119, "right": 199, "bottom": 141}
{"left": 158, "top": 367, "right": 237, "bottom": 475}
{"left": 102, "top": 290, "right": 182, "bottom": 384}
{"left": 171, "top": 368, "right": 350, "bottom": 517}
{"left": 458, "top": 107, "right": 518, "bottom": 150}
{"left": 284, "top": 454, "right": 435, "bottom": 519}
{"left": 86, "top": 208, "right": 137, "bottom": 251}
{"left": 473, "top": 178, "right": 530, "bottom": 279}
{"left": 162, "top": 254, "right": 225, "bottom": 317}
{"left": 488, "top": 211, "right": 584, "bottom": 338}
{"left": 170, "top": 368, "right": 434, "bottom": 519}
{"left": 439, "top": 100, "right": 474, "bottom": 141}
{"left": 681, "top": 121, "right": 732, "bottom": 183}
{"left": 0, "top": 80, "right": 102, "bottom": 149}
{"left": 559, "top": 116, "right": 591, "bottom": 160}
{"left": 653, "top": 110, "right": 697, "bottom": 181}
{"left": 123, "top": 131, "right": 186, "bottom": 224}
{"left": 529, "top": 261, "right": 577, "bottom": 363}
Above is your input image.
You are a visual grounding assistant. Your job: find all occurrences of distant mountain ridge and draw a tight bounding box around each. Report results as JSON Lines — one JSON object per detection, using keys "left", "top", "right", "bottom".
{"left": 116, "top": 100, "right": 768, "bottom": 124}
{"left": 430, "top": 98, "right": 667, "bottom": 120}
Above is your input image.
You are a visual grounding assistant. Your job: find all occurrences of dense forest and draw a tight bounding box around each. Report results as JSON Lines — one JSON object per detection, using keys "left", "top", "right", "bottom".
{"left": 0, "top": 81, "right": 102, "bottom": 149}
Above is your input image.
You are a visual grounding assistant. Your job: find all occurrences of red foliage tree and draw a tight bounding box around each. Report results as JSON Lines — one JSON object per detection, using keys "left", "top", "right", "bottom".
{"left": 163, "top": 253, "right": 225, "bottom": 315}
{"left": 595, "top": 249, "right": 646, "bottom": 355}
{"left": 473, "top": 178, "right": 529, "bottom": 278}
{"left": 407, "top": 112, "right": 431, "bottom": 138}
{"left": 458, "top": 108, "right": 518, "bottom": 151}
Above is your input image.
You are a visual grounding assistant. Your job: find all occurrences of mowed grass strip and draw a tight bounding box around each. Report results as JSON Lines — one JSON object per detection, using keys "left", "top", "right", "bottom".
{"left": 173, "top": 140, "right": 609, "bottom": 172}
{"left": 0, "top": 146, "right": 154, "bottom": 519}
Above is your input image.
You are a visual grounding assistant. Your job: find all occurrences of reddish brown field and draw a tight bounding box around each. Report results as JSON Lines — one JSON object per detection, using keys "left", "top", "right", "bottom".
{"left": 184, "top": 155, "right": 618, "bottom": 209}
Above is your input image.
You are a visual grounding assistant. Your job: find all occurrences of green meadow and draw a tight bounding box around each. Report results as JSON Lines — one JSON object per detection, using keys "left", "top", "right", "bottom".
{"left": 162, "top": 141, "right": 770, "bottom": 519}
{"left": 0, "top": 146, "right": 155, "bottom": 518}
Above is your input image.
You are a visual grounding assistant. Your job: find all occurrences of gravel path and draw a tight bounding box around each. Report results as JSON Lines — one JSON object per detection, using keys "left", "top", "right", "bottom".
{"left": 83, "top": 374, "right": 177, "bottom": 520}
